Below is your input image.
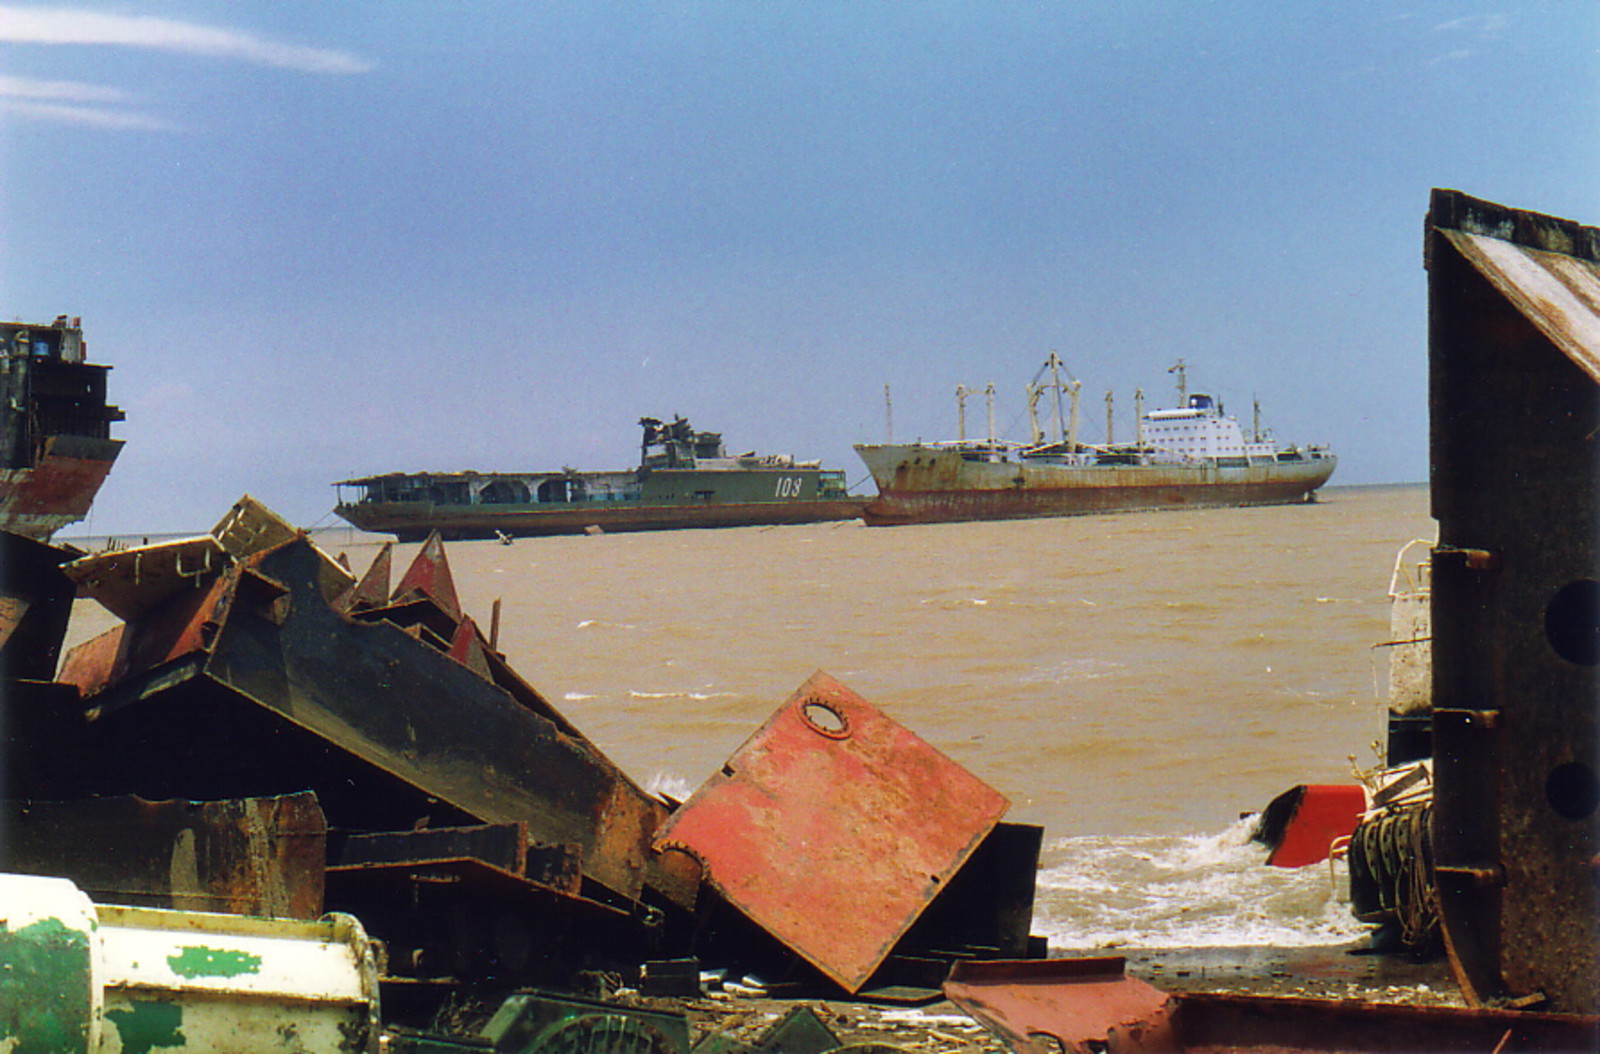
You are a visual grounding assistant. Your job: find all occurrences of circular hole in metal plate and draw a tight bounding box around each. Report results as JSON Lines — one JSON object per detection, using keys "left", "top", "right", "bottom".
{"left": 800, "top": 699, "right": 850, "bottom": 738}
{"left": 1546, "top": 761, "right": 1600, "bottom": 821}
{"left": 1545, "top": 579, "right": 1600, "bottom": 666}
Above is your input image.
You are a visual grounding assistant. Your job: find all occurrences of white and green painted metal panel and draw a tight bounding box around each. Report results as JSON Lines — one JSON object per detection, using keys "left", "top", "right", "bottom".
{"left": 0, "top": 873, "right": 380, "bottom": 1053}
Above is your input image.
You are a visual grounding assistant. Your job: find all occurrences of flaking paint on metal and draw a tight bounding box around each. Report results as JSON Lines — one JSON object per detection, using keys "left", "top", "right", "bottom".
{"left": 654, "top": 671, "right": 1008, "bottom": 992}
{"left": 103, "top": 999, "right": 185, "bottom": 1054}
{"left": 0, "top": 914, "right": 94, "bottom": 1054}
{"left": 167, "top": 945, "right": 264, "bottom": 979}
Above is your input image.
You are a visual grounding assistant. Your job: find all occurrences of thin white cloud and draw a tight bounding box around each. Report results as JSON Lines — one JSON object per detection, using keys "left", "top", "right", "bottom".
{"left": 1433, "top": 14, "right": 1511, "bottom": 39}
{"left": 0, "top": 73, "right": 132, "bottom": 103}
{"left": 1, "top": 97, "right": 176, "bottom": 130}
{"left": 0, "top": 5, "right": 375, "bottom": 74}
{"left": 0, "top": 72, "right": 175, "bottom": 128}
{"left": 1426, "top": 12, "right": 1511, "bottom": 66}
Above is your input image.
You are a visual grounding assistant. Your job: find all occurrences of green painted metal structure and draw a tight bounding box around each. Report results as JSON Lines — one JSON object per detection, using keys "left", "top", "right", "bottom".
{"left": 0, "top": 873, "right": 381, "bottom": 1053}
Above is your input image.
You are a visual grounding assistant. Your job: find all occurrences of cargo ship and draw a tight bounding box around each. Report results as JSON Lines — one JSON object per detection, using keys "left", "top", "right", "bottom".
{"left": 855, "top": 358, "right": 1334, "bottom": 527}
{"left": 0, "top": 316, "right": 125, "bottom": 540}
{"left": 335, "top": 416, "right": 866, "bottom": 540}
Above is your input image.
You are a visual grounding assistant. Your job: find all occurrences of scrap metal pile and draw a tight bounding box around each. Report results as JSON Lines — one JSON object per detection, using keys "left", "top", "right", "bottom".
{"left": 1, "top": 495, "right": 1043, "bottom": 1027}
{"left": 6, "top": 186, "right": 1600, "bottom": 1051}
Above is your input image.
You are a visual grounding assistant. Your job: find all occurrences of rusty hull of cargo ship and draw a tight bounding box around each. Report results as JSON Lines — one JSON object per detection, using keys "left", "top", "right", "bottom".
{"left": 853, "top": 443, "right": 1336, "bottom": 527}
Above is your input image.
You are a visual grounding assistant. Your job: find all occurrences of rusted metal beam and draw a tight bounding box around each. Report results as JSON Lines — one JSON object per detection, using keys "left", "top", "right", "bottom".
{"left": 56, "top": 535, "right": 698, "bottom": 913}
{"left": 0, "top": 793, "right": 326, "bottom": 918}
{"left": 0, "top": 530, "right": 79, "bottom": 681}
{"left": 1426, "top": 188, "right": 1600, "bottom": 1013}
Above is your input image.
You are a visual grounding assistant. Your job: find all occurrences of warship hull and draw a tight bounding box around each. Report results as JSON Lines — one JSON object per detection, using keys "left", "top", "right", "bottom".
{"left": 337, "top": 416, "right": 865, "bottom": 540}
{"left": 337, "top": 492, "right": 866, "bottom": 541}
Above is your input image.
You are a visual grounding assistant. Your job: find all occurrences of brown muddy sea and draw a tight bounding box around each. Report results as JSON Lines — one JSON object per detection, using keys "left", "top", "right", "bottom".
{"left": 64, "top": 482, "right": 1435, "bottom": 952}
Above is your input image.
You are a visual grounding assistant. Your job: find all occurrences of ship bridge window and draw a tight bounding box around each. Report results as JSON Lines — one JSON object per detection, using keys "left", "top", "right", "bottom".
{"left": 481, "top": 479, "right": 531, "bottom": 504}
{"left": 537, "top": 478, "right": 587, "bottom": 503}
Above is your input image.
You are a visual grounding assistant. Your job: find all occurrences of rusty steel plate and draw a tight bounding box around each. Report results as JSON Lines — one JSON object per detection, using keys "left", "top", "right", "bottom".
{"left": 653, "top": 671, "right": 1008, "bottom": 992}
{"left": 943, "top": 958, "right": 1173, "bottom": 1054}
{"left": 944, "top": 957, "right": 1600, "bottom": 1054}
{"left": 62, "top": 534, "right": 227, "bottom": 621}
{"left": 1427, "top": 190, "right": 1600, "bottom": 1012}
{"left": 1, "top": 793, "right": 327, "bottom": 918}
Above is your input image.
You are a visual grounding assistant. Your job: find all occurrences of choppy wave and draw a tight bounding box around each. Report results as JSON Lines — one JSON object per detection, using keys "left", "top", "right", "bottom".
{"left": 576, "top": 618, "right": 636, "bottom": 630}
{"left": 1034, "top": 817, "right": 1369, "bottom": 950}
{"left": 646, "top": 771, "right": 696, "bottom": 802}
{"left": 1022, "top": 658, "right": 1127, "bottom": 683}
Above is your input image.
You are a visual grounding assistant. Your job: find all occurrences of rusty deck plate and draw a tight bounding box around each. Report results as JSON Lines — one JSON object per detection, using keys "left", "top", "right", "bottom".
{"left": 653, "top": 671, "right": 1008, "bottom": 992}
{"left": 944, "top": 957, "right": 1600, "bottom": 1053}
{"left": 943, "top": 958, "right": 1173, "bottom": 1054}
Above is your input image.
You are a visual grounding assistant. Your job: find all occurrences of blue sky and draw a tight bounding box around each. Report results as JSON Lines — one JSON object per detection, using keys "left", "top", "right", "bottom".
{"left": 3, "top": 2, "right": 1596, "bottom": 535}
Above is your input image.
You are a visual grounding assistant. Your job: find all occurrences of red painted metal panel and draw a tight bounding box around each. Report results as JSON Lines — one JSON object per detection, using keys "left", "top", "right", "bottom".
{"left": 391, "top": 530, "right": 461, "bottom": 620}
{"left": 943, "top": 958, "right": 1174, "bottom": 1054}
{"left": 1266, "top": 784, "right": 1366, "bottom": 868}
{"left": 653, "top": 671, "right": 1009, "bottom": 992}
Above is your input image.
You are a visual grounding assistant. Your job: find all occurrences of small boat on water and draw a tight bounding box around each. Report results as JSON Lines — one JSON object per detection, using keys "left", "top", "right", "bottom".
{"left": 854, "top": 357, "right": 1335, "bottom": 527}
{"left": 334, "top": 416, "right": 866, "bottom": 541}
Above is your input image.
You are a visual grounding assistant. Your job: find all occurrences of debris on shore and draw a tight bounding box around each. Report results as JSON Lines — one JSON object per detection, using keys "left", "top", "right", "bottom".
{"left": 5, "top": 186, "right": 1600, "bottom": 1051}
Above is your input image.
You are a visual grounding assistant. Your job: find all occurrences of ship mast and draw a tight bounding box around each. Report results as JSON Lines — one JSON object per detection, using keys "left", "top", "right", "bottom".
{"left": 1105, "top": 390, "right": 1115, "bottom": 446}
{"left": 1048, "top": 352, "right": 1065, "bottom": 445}
{"left": 1067, "top": 379, "right": 1081, "bottom": 449}
{"left": 956, "top": 384, "right": 970, "bottom": 442}
{"left": 1026, "top": 383, "right": 1044, "bottom": 445}
{"left": 985, "top": 383, "right": 997, "bottom": 446}
{"left": 884, "top": 384, "right": 893, "bottom": 443}
{"left": 1135, "top": 388, "right": 1145, "bottom": 446}
{"left": 1169, "top": 359, "right": 1188, "bottom": 407}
